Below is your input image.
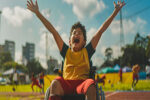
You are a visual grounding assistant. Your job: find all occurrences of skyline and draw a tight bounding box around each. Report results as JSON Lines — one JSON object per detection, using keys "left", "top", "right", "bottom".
{"left": 0, "top": 0, "right": 150, "bottom": 69}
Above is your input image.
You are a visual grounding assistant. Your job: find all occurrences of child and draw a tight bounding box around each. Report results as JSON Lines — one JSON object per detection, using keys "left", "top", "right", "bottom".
{"left": 31, "top": 73, "right": 42, "bottom": 92}
{"left": 39, "top": 72, "right": 45, "bottom": 93}
{"left": 27, "top": 0, "right": 125, "bottom": 100}
{"left": 132, "top": 64, "right": 140, "bottom": 90}
{"left": 96, "top": 74, "right": 106, "bottom": 86}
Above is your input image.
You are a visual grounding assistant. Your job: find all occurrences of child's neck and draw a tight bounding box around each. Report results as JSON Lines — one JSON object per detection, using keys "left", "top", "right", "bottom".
{"left": 71, "top": 47, "right": 82, "bottom": 52}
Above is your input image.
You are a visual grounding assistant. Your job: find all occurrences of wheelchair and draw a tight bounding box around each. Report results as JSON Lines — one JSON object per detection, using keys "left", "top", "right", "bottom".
{"left": 44, "top": 61, "right": 105, "bottom": 100}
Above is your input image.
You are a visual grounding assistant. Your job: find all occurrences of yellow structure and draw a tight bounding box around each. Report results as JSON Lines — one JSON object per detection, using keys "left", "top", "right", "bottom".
{"left": 98, "top": 72, "right": 133, "bottom": 85}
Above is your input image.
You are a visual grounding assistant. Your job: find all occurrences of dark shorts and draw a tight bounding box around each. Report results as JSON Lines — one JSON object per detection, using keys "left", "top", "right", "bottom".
{"left": 40, "top": 79, "right": 44, "bottom": 84}
{"left": 14, "top": 81, "right": 18, "bottom": 85}
{"left": 133, "top": 74, "right": 139, "bottom": 80}
{"left": 55, "top": 77, "right": 95, "bottom": 95}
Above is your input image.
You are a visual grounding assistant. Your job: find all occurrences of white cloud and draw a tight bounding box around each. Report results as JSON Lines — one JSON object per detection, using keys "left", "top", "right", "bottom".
{"left": 111, "top": 45, "right": 122, "bottom": 58}
{"left": 100, "top": 45, "right": 122, "bottom": 59}
{"left": 35, "top": 52, "right": 48, "bottom": 69}
{"left": 2, "top": 6, "right": 32, "bottom": 27}
{"left": 56, "top": 26, "right": 62, "bottom": 32}
{"left": 15, "top": 51, "right": 22, "bottom": 64}
{"left": 92, "top": 56, "right": 104, "bottom": 67}
{"left": 41, "top": 9, "right": 50, "bottom": 19}
{"left": 61, "top": 32, "right": 69, "bottom": 45}
{"left": 87, "top": 27, "right": 97, "bottom": 42}
{"left": 64, "top": 0, "right": 106, "bottom": 19}
{"left": 110, "top": 17, "right": 147, "bottom": 35}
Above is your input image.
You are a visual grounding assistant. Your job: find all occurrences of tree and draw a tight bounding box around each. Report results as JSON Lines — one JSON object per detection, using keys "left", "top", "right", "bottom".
{"left": 146, "top": 37, "right": 150, "bottom": 64}
{"left": 0, "top": 52, "right": 13, "bottom": 69}
{"left": 2, "top": 61, "right": 27, "bottom": 72}
{"left": 105, "top": 47, "right": 113, "bottom": 61}
{"left": 100, "top": 47, "right": 113, "bottom": 69}
{"left": 26, "top": 59, "right": 45, "bottom": 76}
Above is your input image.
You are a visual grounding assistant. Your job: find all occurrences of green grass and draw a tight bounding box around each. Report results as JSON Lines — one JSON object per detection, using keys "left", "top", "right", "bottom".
{"left": 99, "top": 80, "right": 150, "bottom": 91}
{"left": 0, "top": 84, "right": 50, "bottom": 92}
{"left": 0, "top": 80, "right": 150, "bottom": 93}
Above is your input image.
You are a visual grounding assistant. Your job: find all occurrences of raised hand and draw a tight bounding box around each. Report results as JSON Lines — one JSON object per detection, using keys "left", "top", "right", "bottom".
{"left": 113, "top": 1, "right": 125, "bottom": 11}
{"left": 27, "top": 0, "right": 39, "bottom": 14}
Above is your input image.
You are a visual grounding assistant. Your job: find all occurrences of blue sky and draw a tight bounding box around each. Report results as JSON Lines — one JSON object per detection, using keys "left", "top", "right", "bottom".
{"left": 0, "top": 0, "right": 150, "bottom": 69}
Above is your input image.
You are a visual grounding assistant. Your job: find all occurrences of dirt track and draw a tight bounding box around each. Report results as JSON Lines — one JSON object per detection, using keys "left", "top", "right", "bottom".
{"left": 0, "top": 92, "right": 44, "bottom": 100}
{"left": 1, "top": 91, "right": 150, "bottom": 100}
{"left": 105, "top": 91, "right": 150, "bottom": 100}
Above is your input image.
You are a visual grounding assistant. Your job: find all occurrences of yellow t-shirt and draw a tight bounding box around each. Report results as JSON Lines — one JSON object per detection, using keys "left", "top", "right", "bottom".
{"left": 63, "top": 48, "right": 90, "bottom": 80}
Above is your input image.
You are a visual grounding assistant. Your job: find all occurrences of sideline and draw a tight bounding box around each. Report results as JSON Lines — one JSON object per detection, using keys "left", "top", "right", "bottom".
{"left": 105, "top": 91, "right": 119, "bottom": 98}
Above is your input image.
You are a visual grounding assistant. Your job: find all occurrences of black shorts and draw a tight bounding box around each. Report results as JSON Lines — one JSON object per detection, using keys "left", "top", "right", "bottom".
{"left": 14, "top": 81, "right": 18, "bottom": 85}
{"left": 40, "top": 79, "right": 44, "bottom": 84}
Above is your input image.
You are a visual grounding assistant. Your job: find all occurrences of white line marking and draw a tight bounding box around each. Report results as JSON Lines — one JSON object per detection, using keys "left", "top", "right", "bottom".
{"left": 105, "top": 92, "right": 119, "bottom": 98}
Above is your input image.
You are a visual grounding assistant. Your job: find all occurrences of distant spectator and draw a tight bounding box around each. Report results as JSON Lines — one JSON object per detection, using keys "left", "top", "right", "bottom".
{"left": 39, "top": 72, "right": 44, "bottom": 93}
{"left": 132, "top": 64, "right": 140, "bottom": 89}
{"left": 31, "top": 73, "right": 42, "bottom": 92}
{"left": 12, "top": 69, "right": 18, "bottom": 91}
{"left": 96, "top": 74, "right": 106, "bottom": 86}
{"left": 119, "top": 68, "right": 123, "bottom": 82}
{"left": 146, "top": 65, "right": 150, "bottom": 79}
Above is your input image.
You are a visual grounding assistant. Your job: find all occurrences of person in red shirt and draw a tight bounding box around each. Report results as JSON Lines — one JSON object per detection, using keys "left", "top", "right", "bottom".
{"left": 31, "top": 73, "right": 42, "bottom": 92}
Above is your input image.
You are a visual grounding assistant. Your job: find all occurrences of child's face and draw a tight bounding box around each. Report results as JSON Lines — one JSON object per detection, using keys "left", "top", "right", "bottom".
{"left": 69, "top": 28, "right": 85, "bottom": 52}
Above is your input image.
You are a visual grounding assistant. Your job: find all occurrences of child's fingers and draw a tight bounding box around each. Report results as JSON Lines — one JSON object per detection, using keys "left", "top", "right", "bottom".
{"left": 27, "top": 1, "right": 31, "bottom": 6}
{"left": 30, "top": 0, "right": 34, "bottom": 6}
{"left": 113, "top": 1, "right": 116, "bottom": 6}
{"left": 35, "top": 0, "right": 38, "bottom": 6}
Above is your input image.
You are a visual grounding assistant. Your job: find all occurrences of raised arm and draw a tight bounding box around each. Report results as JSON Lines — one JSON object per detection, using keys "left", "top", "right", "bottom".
{"left": 27, "top": 0, "right": 64, "bottom": 51}
{"left": 91, "top": 1, "right": 125, "bottom": 49}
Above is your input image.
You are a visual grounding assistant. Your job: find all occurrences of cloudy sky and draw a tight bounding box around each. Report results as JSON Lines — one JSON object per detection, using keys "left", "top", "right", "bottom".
{"left": 0, "top": 0, "right": 150, "bottom": 69}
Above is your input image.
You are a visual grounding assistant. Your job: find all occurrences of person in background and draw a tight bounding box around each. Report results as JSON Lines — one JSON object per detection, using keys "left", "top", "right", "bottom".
{"left": 119, "top": 68, "right": 123, "bottom": 82}
{"left": 39, "top": 72, "right": 45, "bottom": 93}
{"left": 96, "top": 74, "right": 106, "bottom": 86}
{"left": 131, "top": 64, "right": 140, "bottom": 90}
{"left": 31, "top": 73, "right": 42, "bottom": 92}
{"left": 12, "top": 69, "right": 18, "bottom": 91}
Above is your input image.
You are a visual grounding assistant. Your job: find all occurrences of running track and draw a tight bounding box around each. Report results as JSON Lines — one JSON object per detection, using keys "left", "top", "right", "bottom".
{"left": 105, "top": 91, "right": 150, "bottom": 100}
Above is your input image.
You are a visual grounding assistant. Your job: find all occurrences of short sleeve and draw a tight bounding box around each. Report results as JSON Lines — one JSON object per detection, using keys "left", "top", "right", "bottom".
{"left": 60, "top": 43, "right": 69, "bottom": 59}
{"left": 85, "top": 42, "right": 95, "bottom": 59}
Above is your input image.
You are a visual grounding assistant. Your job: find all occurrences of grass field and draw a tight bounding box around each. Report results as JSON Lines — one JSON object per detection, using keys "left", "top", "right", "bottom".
{"left": 0, "top": 79, "right": 150, "bottom": 100}
{"left": 99, "top": 79, "right": 150, "bottom": 91}
{"left": 0, "top": 79, "right": 150, "bottom": 92}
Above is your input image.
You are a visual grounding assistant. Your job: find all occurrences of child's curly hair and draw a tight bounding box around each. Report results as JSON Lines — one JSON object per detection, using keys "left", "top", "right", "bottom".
{"left": 70, "top": 22, "right": 87, "bottom": 41}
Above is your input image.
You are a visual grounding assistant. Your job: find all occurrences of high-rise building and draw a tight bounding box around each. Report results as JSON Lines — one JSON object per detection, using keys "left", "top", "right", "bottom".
{"left": 0, "top": 45, "right": 4, "bottom": 53}
{"left": 22, "top": 42, "right": 35, "bottom": 64}
{"left": 47, "top": 57, "right": 59, "bottom": 74}
{"left": 4, "top": 40, "right": 15, "bottom": 60}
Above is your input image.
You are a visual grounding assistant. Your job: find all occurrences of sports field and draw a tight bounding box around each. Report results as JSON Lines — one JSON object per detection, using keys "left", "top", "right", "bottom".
{"left": 0, "top": 75, "right": 150, "bottom": 100}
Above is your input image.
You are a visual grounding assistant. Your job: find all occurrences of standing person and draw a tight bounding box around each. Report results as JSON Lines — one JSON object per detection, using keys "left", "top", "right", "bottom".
{"left": 27, "top": 0, "right": 125, "bottom": 100}
{"left": 119, "top": 68, "right": 123, "bottom": 82}
{"left": 31, "top": 73, "right": 42, "bottom": 92}
{"left": 131, "top": 64, "right": 140, "bottom": 90}
{"left": 96, "top": 74, "right": 106, "bottom": 86}
{"left": 39, "top": 72, "right": 45, "bottom": 93}
{"left": 12, "top": 69, "right": 18, "bottom": 91}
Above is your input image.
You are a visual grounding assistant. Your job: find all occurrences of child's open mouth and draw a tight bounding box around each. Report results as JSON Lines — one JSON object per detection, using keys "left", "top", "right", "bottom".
{"left": 73, "top": 38, "right": 80, "bottom": 43}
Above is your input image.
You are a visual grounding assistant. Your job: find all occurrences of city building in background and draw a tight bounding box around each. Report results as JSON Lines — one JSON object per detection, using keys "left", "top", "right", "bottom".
{"left": 47, "top": 57, "right": 60, "bottom": 74}
{"left": 22, "top": 42, "right": 35, "bottom": 65}
{"left": 0, "top": 45, "right": 4, "bottom": 53}
{"left": 4, "top": 40, "right": 15, "bottom": 61}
